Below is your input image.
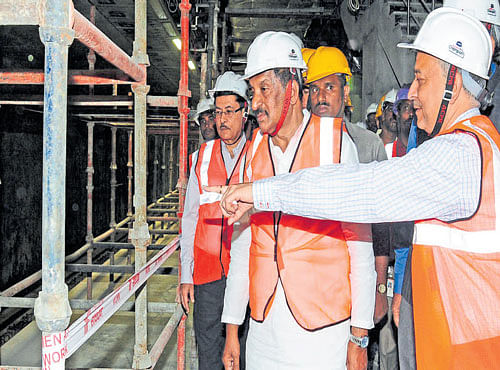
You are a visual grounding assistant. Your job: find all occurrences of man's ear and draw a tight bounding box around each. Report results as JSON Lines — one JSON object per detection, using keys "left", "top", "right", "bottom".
{"left": 344, "top": 85, "right": 351, "bottom": 105}
{"left": 290, "top": 79, "right": 300, "bottom": 105}
{"left": 450, "top": 71, "right": 462, "bottom": 105}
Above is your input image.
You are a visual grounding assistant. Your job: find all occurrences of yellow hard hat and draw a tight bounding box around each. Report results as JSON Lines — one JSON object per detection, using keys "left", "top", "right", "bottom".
{"left": 306, "top": 46, "right": 352, "bottom": 84}
{"left": 301, "top": 48, "right": 315, "bottom": 80}
{"left": 376, "top": 94, "right": 386, "bottom": 118}
{"left": 302, "top": 48, "right": 315, "bottom": 65}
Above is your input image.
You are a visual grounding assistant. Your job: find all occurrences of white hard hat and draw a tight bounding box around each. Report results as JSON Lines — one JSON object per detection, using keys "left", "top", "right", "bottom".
{"left": 209, "top": 71, "right": 248, "bottom": 102}
{"left": 288, "top": 33, "right": 304, "bottom": 49}
{"left": 398, "top": 8, "right": 492, "bottom": 79}
{"left": 443, "top": 0, "right": 500, "bottom": 26}
{"left": 366, "top": 103, "right": 377, "bottom": 117}
{"left": 194, "top": 97, "right": 214, "bottom": 125}
{"left": 384, "top": 88, "right": 398, "bottom": 104}
{"left": 243, "top": 31, "right": 307, "bottom": 80}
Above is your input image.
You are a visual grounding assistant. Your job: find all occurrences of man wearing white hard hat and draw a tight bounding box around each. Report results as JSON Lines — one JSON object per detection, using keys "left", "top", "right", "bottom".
{"left": 178, "top": 71, "right": 249, "bottom": 370}
{"left": 215, "top": 8, "right": 500, "bottom": 370}
{"left": 365, "top": 103, "right": 378, "bottom": 133}
{"left": 194, "top": 97, "right": 217, "bottom": 141}
{"left": 443, "top": 0, "right": 500, "bottom": 132}
{"left": 218, "top": 31, "right": 375, "bottom": 370}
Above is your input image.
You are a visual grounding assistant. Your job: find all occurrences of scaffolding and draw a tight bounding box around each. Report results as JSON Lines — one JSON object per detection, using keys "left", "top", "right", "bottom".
{"left": 0, "top": 0, "right": 194, "bottom": 368}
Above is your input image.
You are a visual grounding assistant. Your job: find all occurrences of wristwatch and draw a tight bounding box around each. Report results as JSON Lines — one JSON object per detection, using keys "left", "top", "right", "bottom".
{"left": 377, "top": 283, "right": 387, "bottom": 294}
{"left": 349, "top": 333, "right": 369, "bottom": 348}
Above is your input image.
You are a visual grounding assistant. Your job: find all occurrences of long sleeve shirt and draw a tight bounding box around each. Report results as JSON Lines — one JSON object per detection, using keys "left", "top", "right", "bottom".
{"left": 179, "top": 135, "right": 247, "bottom": 284}
{"left": 252, "top": 109, "right": 481, "bottom": 227}
{"left": 222, "top": 112, "right": 376, "bottom": 329}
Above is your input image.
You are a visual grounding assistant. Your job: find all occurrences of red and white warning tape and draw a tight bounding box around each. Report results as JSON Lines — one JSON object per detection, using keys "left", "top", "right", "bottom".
{"left": 41, "top": 237, "right": 179, "bottom": 369}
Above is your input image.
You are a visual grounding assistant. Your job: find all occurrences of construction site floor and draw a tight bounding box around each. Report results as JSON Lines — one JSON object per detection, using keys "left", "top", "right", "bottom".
{"left": 0, "top": 244, "right": 194, "bottom": 369}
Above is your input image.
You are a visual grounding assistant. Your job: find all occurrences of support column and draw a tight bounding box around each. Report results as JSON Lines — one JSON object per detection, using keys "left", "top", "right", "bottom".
{"left": 34, "top": 0, "right": 73, "bottom": 368}
{"left": 127, "top": 130, "right": 134, "bottom": 226}
{"left": 109, "top": 126, "right": 118, "bottom": 287}
{"left": 168, "top": 137, "right": 174, "bottom": 191}
{"left": 178, "top": 0, "right": 192, "bottom": 367}
{"left": 130, "top": 0, "right": 151, "bottom": 368}
{"left": 87, "top": 5, "right": 96, "bottom": 95}
{"left": 222, "top": 13, "right": 227, "bottom": 72}
{"left": 86, "top": 122, "right": 95, "bottom": 300}
{"left": 152, "top": 135, "right": 159, "bottom": 201}
{"left": 161, "top": 136, "right": 168, "bottom": 196}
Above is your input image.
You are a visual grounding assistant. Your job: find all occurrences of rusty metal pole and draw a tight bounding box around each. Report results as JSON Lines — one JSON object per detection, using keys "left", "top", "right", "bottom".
{"left": 72, "top": 10, "right": 146, "bottom": 82}
{"left": 34, "top": 0, "right": 73, "bottom": 368}
{"left": 109, "top": 126, "right": 118, "bottom": 287}
{"left": 130, "top": 0, "right": 151, "bottom": 368}
{"left": 86, "top": 122, "right": 95, "bottom": 300}
{"left": 178, "top": 0, "right": 192, "bottom": 368}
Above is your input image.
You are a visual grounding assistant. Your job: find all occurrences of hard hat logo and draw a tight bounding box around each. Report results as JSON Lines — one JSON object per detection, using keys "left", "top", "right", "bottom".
{"left": 289, "top": 49, "right": 298, "bottom": 60}
{"left": 488, "top": 5, "right": 496, "bottom": 17}
{"left": 448, "top": 41, "right": 464, "bottom": 59}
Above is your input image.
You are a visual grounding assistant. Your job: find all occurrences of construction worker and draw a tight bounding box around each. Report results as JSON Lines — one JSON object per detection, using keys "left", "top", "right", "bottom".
{"left": 301, "top": 47, "right": 315, "bottom": 110}
{"left": 306, "top": 45, "right": 395, "bottom": 368}
{"left": 365, "top": 103, "right": 378, "bottom": 132}
{"left": 215, "top": 8, "right": 500, "bottom": 370}
{"left": 178, "top": 71, "right": 249, "bottom": 370}
{"left": 195, "top": 97, "right": 218, "bottom": 141}
{"left": 376, "top": 89, "right": 399, "bottom": 156}
{"left": 219, "top": 31, "right": 375, "bottom": 369}
{"left": 443, "top": 0, "right": 500, "bottom": 132}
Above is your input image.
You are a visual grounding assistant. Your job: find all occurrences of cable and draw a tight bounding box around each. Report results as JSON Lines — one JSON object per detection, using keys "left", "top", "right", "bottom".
{"left": 348, "top": 0, "right": 361, "bottom": 13}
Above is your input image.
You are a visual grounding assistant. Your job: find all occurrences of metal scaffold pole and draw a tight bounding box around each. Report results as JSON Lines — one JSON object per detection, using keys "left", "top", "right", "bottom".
{"left": 86, "top": 121, "right": 95, "bottom": 300}
{"left": 34, "top": 0, "right": 74, "bottom": 368}
{"left": 130, "top": 0, "right": 151, "bottom": 368}
{"left": 109, "top": 126, "right": 118, "bottom": 287}
{"left": 177, "top": 0, "right": 192, "bottom": 368}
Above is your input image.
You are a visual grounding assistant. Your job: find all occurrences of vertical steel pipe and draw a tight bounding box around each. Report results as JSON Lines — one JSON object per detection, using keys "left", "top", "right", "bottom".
{"left": 86, "top": 122, "right": 95, "bottom": 300}
{"left": 130, "top": 0, "right": 151, "bottom": 367}
{"left": 177, "top": 0, "right": 191, "bottom": 367}
{"left": 127, "top": 130, "right": 134, "bottom": 224}
{"left": 34, "top": 0, "right": 74, "bottom": 368}
{"left": 222, "top": 14, "right": 227, "bottom": 73}
{"left": 168, "top": 136, "right": 175, "bottom": 191}
{"left": 153, "top": 135, "right": 159, "bottom": 201}
{"left": 162, "top": 136, "right": 168, "bottom": 196}
{"left": 206, "top": 1, "right": 215, "bottom": 89}
{"left": 109, "top": 126, "right": 118, "bottom": 286}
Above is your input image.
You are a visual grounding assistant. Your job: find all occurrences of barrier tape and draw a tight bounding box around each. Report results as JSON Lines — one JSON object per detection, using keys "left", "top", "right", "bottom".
{"left": 41, "top": 237, "right": 179, "bottom": 369}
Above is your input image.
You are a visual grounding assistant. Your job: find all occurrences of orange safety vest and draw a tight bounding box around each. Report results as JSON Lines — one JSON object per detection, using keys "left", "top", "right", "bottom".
{"left": 412, "top": 115, "right": 500, "bottom": 369}
{"left": 192, "top": 138, "right": 247, "bottom": 285}
{"left": 246, "top": 114, "right": 356, "bottom": 331}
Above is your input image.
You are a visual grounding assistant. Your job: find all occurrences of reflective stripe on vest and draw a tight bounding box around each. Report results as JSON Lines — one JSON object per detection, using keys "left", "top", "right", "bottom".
{"left": 248, "top": 114, "right": 351, "bottom": 330}
{"left": 412, "top": 116, "right": 500, "bottom": 369}
{"left": 198, "top": 140, "right": 223, "bottom": 205}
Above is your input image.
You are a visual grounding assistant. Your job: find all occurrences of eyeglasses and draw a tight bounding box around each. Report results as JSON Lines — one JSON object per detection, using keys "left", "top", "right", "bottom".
{"left": 214, "top": 106, "right": 244, "bottom": 119}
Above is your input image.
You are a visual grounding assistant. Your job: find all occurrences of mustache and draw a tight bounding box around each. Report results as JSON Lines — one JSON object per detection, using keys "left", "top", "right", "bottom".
{"left": 314, "top": 102, "right": 330, "bottom": 109}
{"left": 218, "top": 124, "right": 230, "bottom": 130}
{"left": 255, "top": 108, "right": 269, "bottom": 118}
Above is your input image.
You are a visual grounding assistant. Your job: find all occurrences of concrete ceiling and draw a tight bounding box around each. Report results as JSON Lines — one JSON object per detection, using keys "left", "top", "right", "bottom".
{"left": 0, "top": 0, "right": 344, "bottom": 107}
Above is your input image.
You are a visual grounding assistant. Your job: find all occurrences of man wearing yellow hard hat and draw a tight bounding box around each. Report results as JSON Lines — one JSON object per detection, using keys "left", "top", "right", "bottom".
{"left": 306, "top": 46, "right": 397, "bottom": 369}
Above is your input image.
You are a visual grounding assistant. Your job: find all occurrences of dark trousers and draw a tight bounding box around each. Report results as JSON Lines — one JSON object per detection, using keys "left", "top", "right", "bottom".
{"left": 194, "top": 278, "right": 249, "bottom": 370}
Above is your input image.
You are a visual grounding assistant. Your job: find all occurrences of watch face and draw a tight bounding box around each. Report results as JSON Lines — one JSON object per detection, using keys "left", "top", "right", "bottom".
{"left": 361, "top": 336, "right": 369, "bottom": 348}
{"left": 377, "top": 283, "right": 387, "bottom": 294}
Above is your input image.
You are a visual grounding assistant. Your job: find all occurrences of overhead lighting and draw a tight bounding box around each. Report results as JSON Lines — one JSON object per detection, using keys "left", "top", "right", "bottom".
{"left": 173, "top": 38, "right": 182, "bottom": 50}
{"left": 188, "top": 61, "right": 196, "bottom": 70}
